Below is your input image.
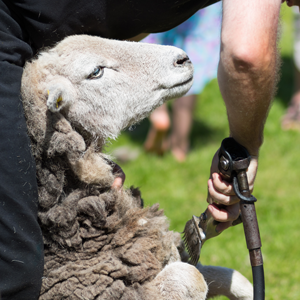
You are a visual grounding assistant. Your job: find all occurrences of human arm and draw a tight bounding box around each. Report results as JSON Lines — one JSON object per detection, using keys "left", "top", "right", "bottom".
{"left": 218, "top": 0, "right": 281, "bottom": 155}
{"left": 207, "top": 0, "right": 282, "bottom": 229}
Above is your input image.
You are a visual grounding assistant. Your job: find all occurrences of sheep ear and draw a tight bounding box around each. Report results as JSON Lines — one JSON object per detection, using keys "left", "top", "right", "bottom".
{"left": 46, "top": 78, "right": 74, "bottom": 112}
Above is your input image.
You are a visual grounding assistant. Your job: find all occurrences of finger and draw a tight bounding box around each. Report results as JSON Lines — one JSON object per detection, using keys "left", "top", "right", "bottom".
{"left": 112, "top": 176, "right": 124, "bottom": 189}
{"left": 211, "top": 173, "right": 235, "bottom": 195}
{"left": 207, "top": 178, "right": 240, "bottom": 205}
{"left": 111, "top": 163, "right": 126, "bottom": 189}
{"left": 247, "top": 155, "right": 258, "bottom": 192}
{"left": 207, "top": 203, "right": 240, "bottom": 222}
{"left": 210, "top": 153, "right": 258, "bottom": 195}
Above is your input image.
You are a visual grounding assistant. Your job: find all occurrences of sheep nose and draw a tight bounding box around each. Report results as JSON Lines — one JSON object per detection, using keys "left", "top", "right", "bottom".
{"left": 173, "top": 55, "right": 191, "bottom": 67}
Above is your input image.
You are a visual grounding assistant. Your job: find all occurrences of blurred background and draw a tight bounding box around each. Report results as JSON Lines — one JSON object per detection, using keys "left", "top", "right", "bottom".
{"left": 105, "top": 6, "right": 299, "bottom": 299}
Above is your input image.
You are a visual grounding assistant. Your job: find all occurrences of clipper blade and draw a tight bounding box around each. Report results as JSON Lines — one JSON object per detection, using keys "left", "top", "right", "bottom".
{"left": 182, "top": 215, "right": 202, "bottom": 266}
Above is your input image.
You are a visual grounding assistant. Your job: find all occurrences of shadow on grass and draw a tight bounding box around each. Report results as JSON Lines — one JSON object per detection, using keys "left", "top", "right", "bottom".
{"left": 122, "top": 114, "right": 226, "bottom": 151}
{"left": 123, "top": 118, "right": 151, "bottom": 145}
{"left": 189, "top": 118, "right": 226, "bottom": 150}
{"left": 276, "top": 55, "right": 294, "bottom": 107}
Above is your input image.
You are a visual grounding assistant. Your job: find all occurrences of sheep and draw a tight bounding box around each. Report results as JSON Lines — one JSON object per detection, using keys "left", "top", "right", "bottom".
{"left": 21, "top": 35, "right": 253, "bottom": 300}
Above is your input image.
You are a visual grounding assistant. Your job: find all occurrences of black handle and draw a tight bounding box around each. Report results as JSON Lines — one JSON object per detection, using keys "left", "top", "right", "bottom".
{"left": 218, "top": 137, "right": 265, "bottom": 300}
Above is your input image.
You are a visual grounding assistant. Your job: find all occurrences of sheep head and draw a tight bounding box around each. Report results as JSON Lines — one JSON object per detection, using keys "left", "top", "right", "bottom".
{"left": 22, "top": 35, "right": 193, "bottom": 144}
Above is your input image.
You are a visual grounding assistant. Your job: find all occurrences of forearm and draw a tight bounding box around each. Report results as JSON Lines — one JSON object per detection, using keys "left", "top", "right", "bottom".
{"left": 219, "top": 0, "right": 281, "bottom": 155}
{"left": 218, "top": 54, "right": 279, "bottom": 155}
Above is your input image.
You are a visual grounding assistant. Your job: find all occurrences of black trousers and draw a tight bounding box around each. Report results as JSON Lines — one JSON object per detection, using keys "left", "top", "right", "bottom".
{"left": 0, "top": 62, "right": 44, "bottom": 299}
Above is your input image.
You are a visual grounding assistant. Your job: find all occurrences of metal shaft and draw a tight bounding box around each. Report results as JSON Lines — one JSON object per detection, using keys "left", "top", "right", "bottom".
{"left": 237, "top": 171, "right": 263, "bottom": 265}
{"left": 237, "top": 171, "right": 265, "bottom": 299}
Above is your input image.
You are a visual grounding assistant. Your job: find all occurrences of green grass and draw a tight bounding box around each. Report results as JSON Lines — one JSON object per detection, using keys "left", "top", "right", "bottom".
{"left": 105, "top": 6, "right": 299, "bottom": 299}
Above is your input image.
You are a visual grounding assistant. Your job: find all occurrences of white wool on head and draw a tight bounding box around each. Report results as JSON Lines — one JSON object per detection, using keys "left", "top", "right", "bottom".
{"left": 28, "top": 35, "right": 193, "bottom": 142}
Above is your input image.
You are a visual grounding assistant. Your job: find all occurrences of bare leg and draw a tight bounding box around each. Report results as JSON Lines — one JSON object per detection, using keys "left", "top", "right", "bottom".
{"left": 170, "top": 94, "right": 197, "bottom": 162}
{"left": 282, "top": 13, "right": 300, "bottom": 131}
{"left": 144, "top": 103, "right": 170, "bottom": 155}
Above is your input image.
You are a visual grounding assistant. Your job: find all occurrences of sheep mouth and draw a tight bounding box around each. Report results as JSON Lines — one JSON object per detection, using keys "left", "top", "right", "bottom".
{"left": 173, "top": 76, "right": 193, "bottom": 88}
{"left": 167, "top": 75, "right": 193, "bottom": 92}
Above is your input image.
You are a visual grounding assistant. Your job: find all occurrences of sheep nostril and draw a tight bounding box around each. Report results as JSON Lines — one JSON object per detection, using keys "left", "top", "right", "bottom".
{"left": 174, "top": 55, "right": 191, "bottom": 67}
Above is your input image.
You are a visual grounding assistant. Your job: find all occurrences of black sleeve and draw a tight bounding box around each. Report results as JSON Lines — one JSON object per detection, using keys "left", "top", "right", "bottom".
{"left": 4, "top": 0, "right": 221, "bottom": 50}
{"left": 0, "top": 1, "right": 43, "bottom": 299}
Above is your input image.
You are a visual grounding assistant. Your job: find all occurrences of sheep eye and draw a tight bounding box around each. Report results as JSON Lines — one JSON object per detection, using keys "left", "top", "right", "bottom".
{"left": 88, "top": 66, "right": 104, "bottom": 79}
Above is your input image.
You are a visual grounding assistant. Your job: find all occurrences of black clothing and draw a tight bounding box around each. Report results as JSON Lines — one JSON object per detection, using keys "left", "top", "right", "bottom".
{"left": 4, "top": 0, "right": 219, "bottom": 53}
{"left": 0, "top": 0, "right": 220, "bottom": 298}
{"left": 0, "top": 2, "right": 42, "bottom": 300}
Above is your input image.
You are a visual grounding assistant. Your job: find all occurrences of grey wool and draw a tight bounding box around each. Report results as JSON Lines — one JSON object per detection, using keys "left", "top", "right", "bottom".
{"left": 21, "top": 35, "right": 253, "bottom": 300}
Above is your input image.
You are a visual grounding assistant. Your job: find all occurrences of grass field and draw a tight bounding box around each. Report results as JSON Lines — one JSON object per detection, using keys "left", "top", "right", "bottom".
{"left": 105, "top": 6, "right": 299, "bottom": 299}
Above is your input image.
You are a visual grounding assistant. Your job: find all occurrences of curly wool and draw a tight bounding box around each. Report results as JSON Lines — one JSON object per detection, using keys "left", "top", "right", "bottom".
{"left": 20, "top": 41, "right": 186, "bottom": 300}
{"left": 40, "top": 187, "right": 180, "bottom": 300}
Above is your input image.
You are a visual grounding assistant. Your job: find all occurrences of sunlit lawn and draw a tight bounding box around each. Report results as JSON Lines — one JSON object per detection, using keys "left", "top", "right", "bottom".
{"left": 105, "top": 6, "right": 299, "bottom": 299}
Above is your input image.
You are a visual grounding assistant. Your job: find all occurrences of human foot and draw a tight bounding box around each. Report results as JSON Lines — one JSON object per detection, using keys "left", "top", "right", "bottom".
{"left": 281, "top": 91, "right": 300, "bottom": 131}
{"left": 144, "top": 104, "right": 170, "bottom": 155}
{"left": 171, "top": 147, "right": 187, "bottom": 162}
